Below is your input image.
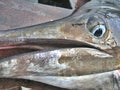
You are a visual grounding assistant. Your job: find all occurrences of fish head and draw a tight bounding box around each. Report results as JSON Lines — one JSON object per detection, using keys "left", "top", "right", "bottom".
{"left": 0, "top": 0, "right": 120, "bottom": 89}
{"left": 64, "top": 0, "right": 120, "bottom": 57}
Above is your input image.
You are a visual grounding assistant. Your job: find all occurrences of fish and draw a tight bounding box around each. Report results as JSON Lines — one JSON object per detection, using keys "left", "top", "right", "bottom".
{"left": 0, "top": 0, "right": 120, "bottom": 90}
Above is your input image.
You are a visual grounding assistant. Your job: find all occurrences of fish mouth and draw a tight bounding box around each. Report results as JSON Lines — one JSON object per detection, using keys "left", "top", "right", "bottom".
{"left": 0, "top": 38, "right": 116, "bottom": 90}
{"left": 0, "top": 38, "right": 99, "bottom": 59}
{"left": 0, "top": 38, "right": 116, "bottom": 77}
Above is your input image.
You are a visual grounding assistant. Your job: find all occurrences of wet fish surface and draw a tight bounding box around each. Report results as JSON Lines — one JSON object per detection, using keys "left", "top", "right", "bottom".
{"left": 0, "top": 0, "right": 120, "bottom": 90}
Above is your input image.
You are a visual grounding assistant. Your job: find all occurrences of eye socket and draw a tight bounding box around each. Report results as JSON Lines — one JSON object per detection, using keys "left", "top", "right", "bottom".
{"left": 91, "top": 25, "right": 106, "bottom": 38}
{"left": 86, "top": 16, "right": 107, "bottom": 38}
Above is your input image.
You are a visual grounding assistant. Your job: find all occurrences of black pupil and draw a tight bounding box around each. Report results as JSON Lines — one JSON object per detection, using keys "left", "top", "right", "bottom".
{"left": 94, "top": 28, "right": 103, "bottom": 37}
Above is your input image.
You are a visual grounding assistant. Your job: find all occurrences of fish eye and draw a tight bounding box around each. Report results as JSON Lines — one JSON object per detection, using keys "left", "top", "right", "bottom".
{"left": 86, "top": 16, "right": 107, "bottom": 38}
{"left": 91, "top": 25, "right": 106, "bottom": 38}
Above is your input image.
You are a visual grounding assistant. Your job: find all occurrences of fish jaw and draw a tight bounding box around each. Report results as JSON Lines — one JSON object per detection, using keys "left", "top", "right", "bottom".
{"left": 0, "top": 47, "right": 118, "bottom": 77}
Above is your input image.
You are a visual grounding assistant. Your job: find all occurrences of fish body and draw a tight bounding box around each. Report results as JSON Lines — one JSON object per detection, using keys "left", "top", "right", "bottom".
{"left": 0, "top": 0, "right": 120, "bottom": 90}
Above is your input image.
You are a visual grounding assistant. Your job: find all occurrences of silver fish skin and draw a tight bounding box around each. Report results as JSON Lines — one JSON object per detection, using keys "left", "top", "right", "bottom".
{"left": 0, "top": 0, "right": 120, "bottom": 90}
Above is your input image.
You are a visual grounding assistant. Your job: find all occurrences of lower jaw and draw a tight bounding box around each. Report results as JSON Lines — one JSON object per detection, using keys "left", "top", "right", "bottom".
{"left": 0, "top": 46, "right": 115, "bottom": 76}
